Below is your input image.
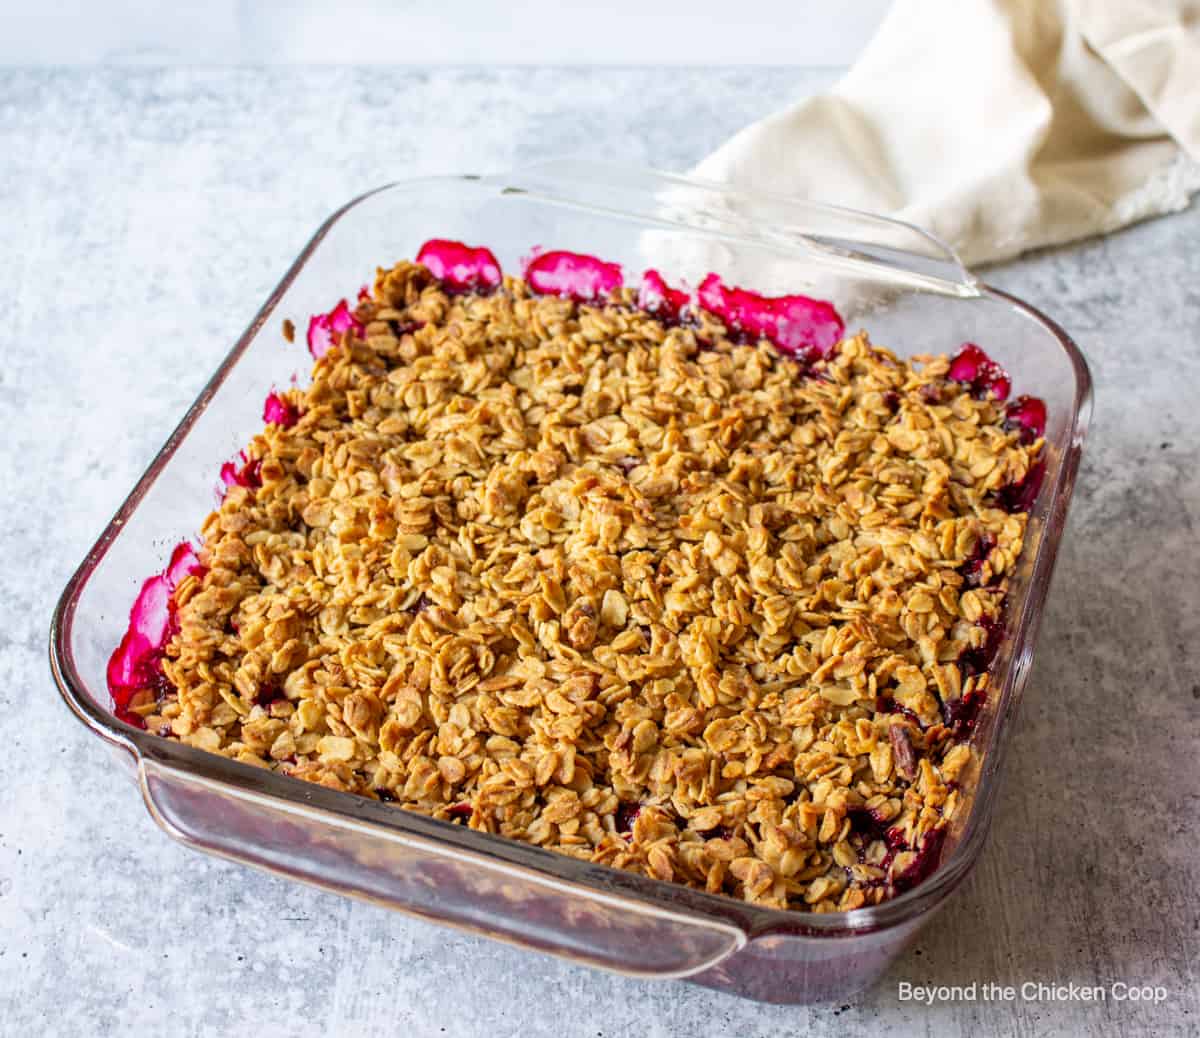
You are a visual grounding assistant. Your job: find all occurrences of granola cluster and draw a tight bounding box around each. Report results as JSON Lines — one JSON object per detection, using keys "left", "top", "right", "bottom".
{"left": 145, "top": 260, "right": 1039, "bottom": 912}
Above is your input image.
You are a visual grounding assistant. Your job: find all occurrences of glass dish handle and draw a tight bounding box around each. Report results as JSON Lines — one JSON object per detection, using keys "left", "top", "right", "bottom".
{"left": 492, "top": 158, "right": 978, "bottom": 295}
{"left": 137, "top": 756, "right": 745, "bottom": 979}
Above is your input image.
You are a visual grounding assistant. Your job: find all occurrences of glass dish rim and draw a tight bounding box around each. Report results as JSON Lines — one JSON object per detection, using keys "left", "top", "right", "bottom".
{"left": 48, "top": 164, "right": 1093, "bottom": 942}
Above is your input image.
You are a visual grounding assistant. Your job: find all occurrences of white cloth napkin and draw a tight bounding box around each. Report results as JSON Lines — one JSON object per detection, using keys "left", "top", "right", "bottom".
{"left": 695, "top": 0, "right": 1200, "bottom": 266}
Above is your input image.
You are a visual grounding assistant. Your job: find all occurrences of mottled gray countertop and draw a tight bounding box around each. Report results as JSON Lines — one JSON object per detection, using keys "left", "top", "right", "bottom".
{"left": 1, "top": 68, "right": 1197, "bottom": 1037}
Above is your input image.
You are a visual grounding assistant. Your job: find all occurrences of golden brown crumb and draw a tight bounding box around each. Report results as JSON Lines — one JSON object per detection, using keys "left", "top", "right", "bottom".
{"left": 147, "top": 260, "right": 1040, "bottom": 912}
{"left": 281, "top": 318, "right": 296, "bottom": 343}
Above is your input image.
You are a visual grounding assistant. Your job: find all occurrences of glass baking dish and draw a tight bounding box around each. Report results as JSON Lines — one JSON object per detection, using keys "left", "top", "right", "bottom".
{"left": 49, "top": 160, "right": 1091, "bottom": 1004}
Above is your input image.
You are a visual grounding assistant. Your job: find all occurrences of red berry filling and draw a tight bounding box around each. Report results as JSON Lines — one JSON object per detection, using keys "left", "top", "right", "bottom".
{"left": 845, "top": 807, "right": 947, "bottom": 894}
{"left": 219, "top": 452, "right": 262, "bottom": 490}
{"left": 946, "top": 345, "right": 1047, "bottom": 510}
{"left": 995, "top": 460, "right": 1045, "bottom": 514}
{"left": 614, "top": 801, "right": 642, "bottom": 835}
{"left": 306, "top": 299, "right": 363, "bottom": 359}
{"left": 695, "top": 273, "right": 843, "bottom": 361}
{"left": 524, "top": 249, "right": 624, "bottom": 301}
{"left": 851, "top": 807, "right": 909, "bottom": 857}
{"left": 1005, "top": 394, "right": 1047, "bottom": 443}
{"left": 416, "top": 239, "right": 502, "bottom": 294}
{"left": 873, "top": 694, "right": 926, "bottom": 730}
{"left": 637, "top": 269, "right": 689, "bottom": 323}
{"left": 942, "top": 686, "right": 989, "bottom": 734}
{"left": 891, "top": 826, "right": 947, "bottom": 894}
{"left": 262, "top": 391, "right": 300, "bottom": 429}
{"left": 106, "top": 543, "right": 205, "bottom": 728}
{"left": 959, "top": 532, "right": 996, "bottom": 589}
{"left": 948, "top": 343, "right": 1011, "bottom": 401}
{"left": 253, "top": 681, "right": 287, "bottom": 708}
{"left": 957, "top": 615, "right": 1003, "bottom": 680}
{"left": 845, "top": 807, "right": 941, "bottom": 893}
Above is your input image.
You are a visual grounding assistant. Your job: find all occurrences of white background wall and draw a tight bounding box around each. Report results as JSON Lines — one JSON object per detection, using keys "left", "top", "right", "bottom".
{"left": 0, "top": 0, "right": 888, "bottom": 64}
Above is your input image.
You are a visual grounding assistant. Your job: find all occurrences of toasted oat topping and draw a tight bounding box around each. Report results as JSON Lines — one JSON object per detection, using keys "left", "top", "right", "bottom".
{"left": 143, "top": 260, "right": 1040, "bottom": 912}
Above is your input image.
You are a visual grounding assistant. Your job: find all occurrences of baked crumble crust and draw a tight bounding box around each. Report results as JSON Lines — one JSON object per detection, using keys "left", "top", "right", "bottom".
{"left": 142, "top": 260, "right": 1040, "bottom": 912}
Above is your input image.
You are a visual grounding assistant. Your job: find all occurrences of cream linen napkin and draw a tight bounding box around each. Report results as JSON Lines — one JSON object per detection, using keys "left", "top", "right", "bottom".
{"left": 695, "top": 0, "right": 1200, "bottom": 265}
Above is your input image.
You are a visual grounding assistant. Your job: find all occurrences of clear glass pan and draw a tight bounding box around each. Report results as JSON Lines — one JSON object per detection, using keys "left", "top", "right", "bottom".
{"left": 50, "top": 161, "right": 1091, "bottom": 1004}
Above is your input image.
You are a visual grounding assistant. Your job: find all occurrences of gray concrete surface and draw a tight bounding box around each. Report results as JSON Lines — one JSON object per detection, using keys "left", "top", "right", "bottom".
{"left": 1, "top": 68, "right": 1196, "bottom": 1037}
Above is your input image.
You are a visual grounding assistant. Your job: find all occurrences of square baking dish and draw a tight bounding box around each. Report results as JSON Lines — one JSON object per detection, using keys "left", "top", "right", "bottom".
{"left": 50, "top": 161, "right": 1091, "bottom": 1004}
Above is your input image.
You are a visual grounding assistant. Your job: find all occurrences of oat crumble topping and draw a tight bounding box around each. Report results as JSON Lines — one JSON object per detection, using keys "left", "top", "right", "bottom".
{"left": 134, "top": 258, "right": 1041, "bottom": 912}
